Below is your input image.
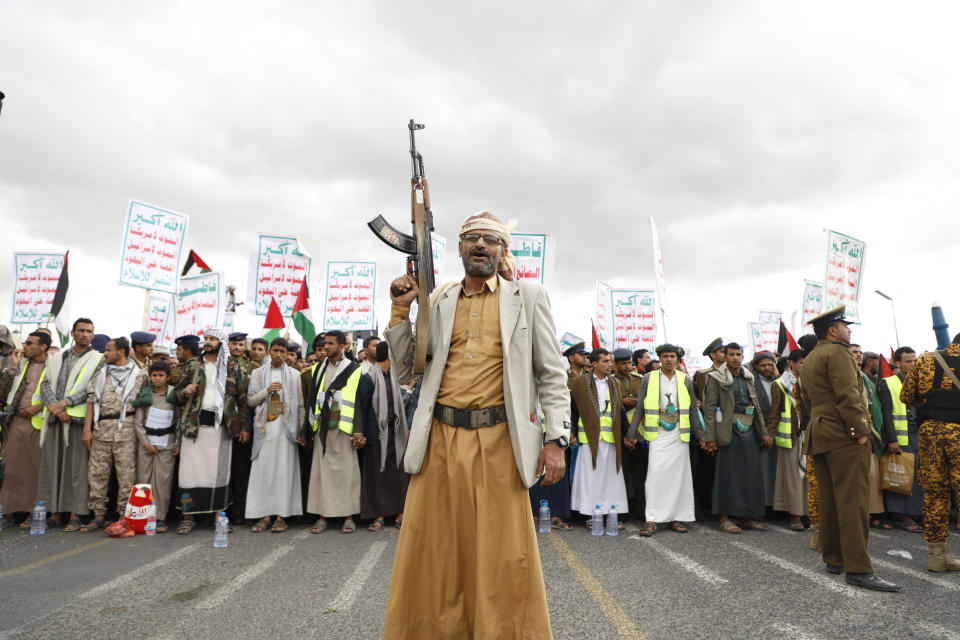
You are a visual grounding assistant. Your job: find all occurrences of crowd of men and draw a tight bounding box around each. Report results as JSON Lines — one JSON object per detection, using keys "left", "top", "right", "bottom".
{"left": 1, "top": 303, "right": 959, "bottom": 598}
{"left": 0, "top": 320, "right": 411, "bottom": 536}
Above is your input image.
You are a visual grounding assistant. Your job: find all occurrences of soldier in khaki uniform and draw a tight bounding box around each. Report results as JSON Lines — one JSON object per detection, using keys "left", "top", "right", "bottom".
{"left": 130, "top": 331, "right": 155, "bottom": 372}
{"left": 799, "top": 306, "right": 900, "bottom": 592}
{"left": 900, "top": 335, "right": 960, "bottom": 571}
{"left": 80, "top": 337, "right": 147, "bottom": 531}
{"left": 563, "top": 342, "right": 589, "bottom": 389}
{"left": 169, "top": 335, "right": 201, "bottom": 386}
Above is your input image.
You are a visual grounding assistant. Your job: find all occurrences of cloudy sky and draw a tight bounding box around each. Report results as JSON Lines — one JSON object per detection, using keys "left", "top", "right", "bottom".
{"left": 2, "top": 1, "right": 957, "bottom": 358}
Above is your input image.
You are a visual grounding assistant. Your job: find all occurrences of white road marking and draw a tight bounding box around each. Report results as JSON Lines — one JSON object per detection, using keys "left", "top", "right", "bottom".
{"left": 637, "top": 537, "right": 730, "bottom": 587}
{"left": 771, "top": 622, "right": 823, "bottom": 640}
{"left": 328, "top": 540, "right": 389, "bottom": 611}
{"left": 81, "top": 543, "right": 202, "bottom": 600}
{"left": 721, "top": 536, "right": 875, "bottom": 599}
{"left": 769, "top": 524, "right": 798, "bottom": 535}
{"left": 195, "top": 529, "right": 310, "bottom": 610}
{"left": 872, "top": 558, "right": 960, "bottom": 592}
{"left": 917, "top": 621, "right": 960, "bottom": 640}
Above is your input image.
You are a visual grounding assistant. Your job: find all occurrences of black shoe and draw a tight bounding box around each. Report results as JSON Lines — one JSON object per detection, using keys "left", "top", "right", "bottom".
{"left": 845, "top": 573, "right": 902, "bottom": 592}
{"left": 825, "top": 564, "right": 843, "bottom": 575}
{"left": 229, "top": 515, "right": 245, "bottom": 526}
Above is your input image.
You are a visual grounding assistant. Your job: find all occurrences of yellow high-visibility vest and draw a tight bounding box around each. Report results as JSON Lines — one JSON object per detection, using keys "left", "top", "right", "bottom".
{"left": 642, "top": 370, "right": 691, "bottom": 443}
{"left": 884, "top": 375, "right": 909, "bottom": 446}
{"left": 63, "top": 354, "right": 104, "bottom": 419}
{"left": 773, "top": 380, "right": 793, "bottom": 449}
{"left": 578, "top": 379, "right": 615, "bottom": 445}
{"left": 6, "top": 365, "right": 47, "bottom": 430}
{"left": 313, "top": 364, "right": 362, "bottom": 435}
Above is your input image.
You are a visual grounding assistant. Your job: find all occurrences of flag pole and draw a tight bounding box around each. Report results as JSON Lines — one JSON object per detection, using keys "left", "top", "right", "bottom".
{"left": 660, "top": 308, "right": 668, "bottom": 343}
{"left": 141, "top": 289, "right": 151, "bottom": 331}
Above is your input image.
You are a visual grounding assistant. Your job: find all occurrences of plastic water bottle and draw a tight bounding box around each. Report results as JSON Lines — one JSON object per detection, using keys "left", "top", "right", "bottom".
{"left": 145, "top": 501, "right": 158, "bottom": 536}
{"left": 538, "top": 500, "right": 551, "bottom": 533}
{"left": 591, "top": 504, "right": 604, "bottom": 536}
{"left": 715, "top": 407, "right": 723, "bottom": 423}
{"left": 213, "top": 511, "right": 229, "bottom": 548}
{"left": 606, "top": 504, "right": 619, "bottom": 536}
{"left": 30, "top": 501, "right": 47, "bottom": 535}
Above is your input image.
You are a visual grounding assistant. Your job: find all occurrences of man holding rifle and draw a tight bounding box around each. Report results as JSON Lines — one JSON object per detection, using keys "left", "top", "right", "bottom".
{"left": 382, "top": 211, "right": 570, "bottom": 639}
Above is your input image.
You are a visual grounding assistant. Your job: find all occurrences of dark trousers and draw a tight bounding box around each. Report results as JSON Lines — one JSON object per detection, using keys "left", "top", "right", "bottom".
{"left": 813, "top": 443, "right": 873, "bottom": 574}
{"left": 228, "top": 437, "right": 253, "bottom": 520}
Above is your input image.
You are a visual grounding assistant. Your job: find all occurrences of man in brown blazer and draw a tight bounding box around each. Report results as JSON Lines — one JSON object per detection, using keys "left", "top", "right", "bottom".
{"left": 800, "top": 306, "right": 900, "bottom": 592}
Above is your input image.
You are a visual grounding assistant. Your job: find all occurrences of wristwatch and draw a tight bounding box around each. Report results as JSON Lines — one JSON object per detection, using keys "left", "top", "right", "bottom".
{"left": 547, "top": 435, "right": 569, "bottom": 449}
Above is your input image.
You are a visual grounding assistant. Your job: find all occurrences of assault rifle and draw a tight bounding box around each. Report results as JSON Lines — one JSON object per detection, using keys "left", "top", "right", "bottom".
{"left": 367, "top": 119, "right": 436, "bottom": 374}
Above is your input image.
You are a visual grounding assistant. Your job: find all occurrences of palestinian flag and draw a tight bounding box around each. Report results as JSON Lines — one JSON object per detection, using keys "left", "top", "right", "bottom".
{"left": 777, "top": 321, "right": 800, "bottom": 358}
{"left": 262, "top": 296, "right": 285, "bottom": 343}
{"left": 51, "top": 251, "right": 71, "bottom": 347}
{"left": 181, "top": 249, "right": 212, "bottom": 276}
{"left": 292, "top": 278, "right": 316, "bottom": 350}
{"left": 879, "top": 354, "right": 895, "bottom": 379}
{"left": 591, "top": 320, "right": 601, "bottom": 350}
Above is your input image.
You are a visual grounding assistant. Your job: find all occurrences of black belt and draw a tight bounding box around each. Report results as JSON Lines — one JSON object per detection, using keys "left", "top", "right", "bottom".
{"left": 199, "top": 409, "right": 216, "bottom": 426}
{"left": 99, "top": 413, "right": 121, "bottom": 420}
{"left": 433, "top": 403, "right": 507, "bottom": 429}
{"left": 145, "top": 425, "right": 176, "bottom": 436}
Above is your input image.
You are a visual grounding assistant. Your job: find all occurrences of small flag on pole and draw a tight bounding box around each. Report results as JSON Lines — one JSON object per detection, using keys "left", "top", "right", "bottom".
{"left": 292, "top": 278, "right": 316, "bottom": 349}
{"left": 262, "top": 296, "right": 285, "bottom": 343}
{"left": 50, "top": 251, "right": 71, "bottom": 347}
{"left": 181, "top": 249, "right": 212, "bottom": 276}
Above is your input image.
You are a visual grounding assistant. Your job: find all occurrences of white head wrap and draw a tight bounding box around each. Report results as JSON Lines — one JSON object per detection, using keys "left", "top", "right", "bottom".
{"left": 459, "top": 211, "right": 517, "bottom": 280}
{"left": 204, "top": 327, "right": 230, "bottom": 427}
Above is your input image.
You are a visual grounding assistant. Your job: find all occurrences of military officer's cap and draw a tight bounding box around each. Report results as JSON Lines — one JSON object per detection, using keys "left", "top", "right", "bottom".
{"left": 809, "top": 305, "right": 854, "bottom": 328}
{"left": 228, "top": 332, "right": 248, "bottom": 342}
{"left": 288, "top": 341, "right": 300, "bottom": 352}
{"left": 562, "top": 341, "right": 588, "bottom": 357}
{"left": 174, "top": 334, "right": 201, "bottom": 346}
{"left": 130, "top": 331, "right": 156, "bottom": 345}
{"left": 612, "top": 348, "right": 633, "bottom": 362}
{"left": 92, "top": 333, "right": 109, "bottom": 353}
{"left": 656, "top": 343, "right": 685, "bottom": 358}
{"left": 702, "top": 337, "right": 724, "bottom": 357}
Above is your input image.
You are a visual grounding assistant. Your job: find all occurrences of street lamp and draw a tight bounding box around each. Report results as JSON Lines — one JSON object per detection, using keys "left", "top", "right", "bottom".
{"left": 875, "top": 289, "right": 900, "bottom": 348}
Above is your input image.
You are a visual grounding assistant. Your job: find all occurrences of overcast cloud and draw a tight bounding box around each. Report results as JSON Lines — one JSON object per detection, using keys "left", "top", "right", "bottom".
{"left": 1, "top": 1, "right": 957, "bottom": 357}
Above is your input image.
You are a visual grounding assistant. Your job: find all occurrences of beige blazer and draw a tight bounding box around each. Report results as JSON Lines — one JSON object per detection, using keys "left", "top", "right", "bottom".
{"left": 385, "top": 276, "right": 571, "bottom": 488}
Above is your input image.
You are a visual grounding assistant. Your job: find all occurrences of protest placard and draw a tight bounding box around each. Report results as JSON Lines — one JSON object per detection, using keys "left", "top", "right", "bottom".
{"left": 595, "top": 281, "right": 613, "bottom": 349}
{"left": 611, "top": 289, "right": 657, "bottom": 351}
{"left": 801, "top": 280, "right": 824, "bottom": 330}
{"left": 824, "top": 230, "right": 866, "bottom": 322}
{"left": 749, "top": 322, "right": 764, "bottom": 354}
{"left": 322, "top": 262, "right": 376, "bottom": 331}
{"left": 118, "top": 200, "right": 189, "bottom": 294}
{"left": 432, "top": 234, "right": 446, "bottom": 283}
{"left": 511, "top": 233, "right": 548, "bottom": 283}
{"left": 758, "top": 310, "right": 782, "bottom": 353}
{"left": 10, "top": 252, "right": 66, "bottom": 324}
{"left": 559, "top": 332, "right": 585, "bottom": 354}
{"left": 247, "top": 234, "right": 311, "bottom": 316}
{"left": 174, "top": 272, "right": 224, "bottom": 338}
{"left": 146, "top": 293, "right": 175, "bottom": 347}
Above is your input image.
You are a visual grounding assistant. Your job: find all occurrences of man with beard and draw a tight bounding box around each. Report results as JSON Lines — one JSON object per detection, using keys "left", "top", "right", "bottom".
{"left": 80, "top": 337, "right": 146, "bottom": 531}
{"left": 383, "top": 211, "right": 568, "bottom": 639}
{"left": 36, "top": 318, "right": 105, "bottom": 531}
{"left": 306, "top": 330, "right": 364, "bottom": 534}
{"left": 751, "top": 351, "right": 779, "bottom": 514}
{"left": 173, "top": 328, "right": 249, "bottom": 534}
{"left": 702, "top": 343, "right": 770, "bottom": 533}
{"left": 0, "top": 331, "right": 50, "bottom": 528}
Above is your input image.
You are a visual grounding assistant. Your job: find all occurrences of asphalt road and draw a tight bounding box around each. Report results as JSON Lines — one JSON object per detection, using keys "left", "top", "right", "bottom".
{"left": 1, "top": 515, "right": 959, "bottom": 639}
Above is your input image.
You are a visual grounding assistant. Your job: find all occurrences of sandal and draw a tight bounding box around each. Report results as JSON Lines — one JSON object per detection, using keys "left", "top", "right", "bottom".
{"left": 310, "top": 518, "right": 328, "bottom": 534}
{"left": 176, "top": 518, "right": 196, "bottom": 535}
{"left": 251, "top": 517, "right": 272, "bottom": 533}
{"left": 79, "top": 518, "right": 106, "bottom": 533}
{"left": 19, "top": 521, "right": 32, "bottom": 531}
{"left": 368, "top": 518, "right": 384, "bottom": 532}
{"left": 155, "top": 521, "right": 168, "bottom": 533}
{"left": 637, "top": 522, "right": 656, "bottom": 537}
{"left": 271, "top": 518, "right": 288, "bottom": 533}
{"left": 670, "top": 521, "right": 689, "bottom": 533}
{"left": 63, "top": 517, "right": 83, "bottom": 532}
{"left": 719, "top": 520, "right": 742, "bottom": 534}
{"left": 551, "top": 519, "right": 573, "bottom": 532}
{"left": 740, "top": 520, "right": 767, "bottom": 531}
{"left": 870, "top": 519, "right": 893, "bottom": 530}
{"left": 897, "top": 518, "right": 923, "bottom": 533}
{"left": 341, "top": 519, "right": 356, "bottom": 533}
{"left": 394, "top": 518, "right": 403, "bottom": 529}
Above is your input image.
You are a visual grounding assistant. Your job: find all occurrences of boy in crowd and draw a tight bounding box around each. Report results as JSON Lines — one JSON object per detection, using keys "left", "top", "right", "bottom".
{"left": 133, "top": 360, "right": 180, "bottom": 533}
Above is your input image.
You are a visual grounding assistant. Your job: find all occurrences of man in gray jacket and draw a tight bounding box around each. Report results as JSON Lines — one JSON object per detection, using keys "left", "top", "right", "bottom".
{"left": 701, "top": 342, "right": 772, "bottom": 533}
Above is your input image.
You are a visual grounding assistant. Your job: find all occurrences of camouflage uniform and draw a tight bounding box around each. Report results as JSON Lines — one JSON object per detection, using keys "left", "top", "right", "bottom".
{"left": 85, "top": 367, "right": 147, "bottom": 516}
{"left": 174, "top": 356, "right": 251, "bottom": 440}
{"left": 901, "top": 343, "right": 960, "bottom": 544}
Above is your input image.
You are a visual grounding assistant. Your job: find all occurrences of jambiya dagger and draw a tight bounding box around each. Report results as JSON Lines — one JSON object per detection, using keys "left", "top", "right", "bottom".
{"left": 367, "top": 119, "right": 436, "bottom": 374}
